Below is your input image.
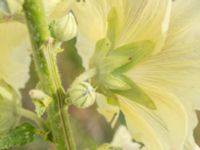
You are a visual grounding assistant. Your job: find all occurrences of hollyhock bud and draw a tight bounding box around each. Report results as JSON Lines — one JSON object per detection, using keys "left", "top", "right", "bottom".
{"left": 50, "top": 12, "right": 77, "bottom": 42}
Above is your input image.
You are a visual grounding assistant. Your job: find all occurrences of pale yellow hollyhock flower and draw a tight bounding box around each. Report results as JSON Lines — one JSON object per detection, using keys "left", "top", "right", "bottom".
{"left": 73, "top": 0, "right": 170, "bottom": 69}
{"left": 72, "top": 0, "right": 200, "bottom": 150}
{"left": 0, "top": 21, "right": 30, "bottom": 89}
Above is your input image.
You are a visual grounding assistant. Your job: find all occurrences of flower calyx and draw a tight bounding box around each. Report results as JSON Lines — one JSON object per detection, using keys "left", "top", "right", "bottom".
{"left": 68, "top": 77, "right": 96, "bottom": 109}
{"left": 29, "top": 89, "right": 52, "bottom": 117}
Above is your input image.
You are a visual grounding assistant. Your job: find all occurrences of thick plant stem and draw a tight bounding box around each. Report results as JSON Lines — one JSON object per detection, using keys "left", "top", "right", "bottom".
{"left": 23, "top": 0, "right": 76, "bottom": 150}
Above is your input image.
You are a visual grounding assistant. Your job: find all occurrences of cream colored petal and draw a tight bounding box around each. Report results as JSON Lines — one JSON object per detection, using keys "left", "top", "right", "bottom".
{"left": 43, "top": 0, "right": 61, "bottom": 17}
{"left": 73, "top": 0, "right": 109, "bottom": 42}
{"left": 72, "top": 0, "right": 109, "bottom": 69}
{"left": 128, "top": 41, "right": 200, "bottom": 150}
{"left": 43, "top": 0, "right": 74, "bottom": 20}
{"left": 119, "top": 85, "right": 188, "bottom": 150}
{"left": 111, "top": 0, "right": 171, "bottom": 50}
{"left": 72, "top": 0, "right": 171, "bottom": 69}
{"left": 195, "top": 146, "right": 200, "bottom": 150}
{"left": 128, "top": 1, "right": 200, "bottom": 148}
{"left": 111, "top": 126, "right": 141, "bottom": 150}
{"left": 96, "top": 93, "right": 119, "bottom": 128}
{"left": 128, "top": 48, "right": 200, "bottom": 149}
{"left": 0, "top": 21, "right": 31, "bottom": 89}
{"left": 75, "top": 32, "right": 96, "bottom": 69}
{"left": 165, "top": 0, "right": 200, "bottom": 50}
{"left": 119, "top": 98, "right": 167, "bottom": 150}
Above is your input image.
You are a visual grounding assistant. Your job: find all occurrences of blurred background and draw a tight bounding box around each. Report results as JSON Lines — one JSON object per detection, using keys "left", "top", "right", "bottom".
{"left": 10, "top": 38, "right": 200, "bottom": 150}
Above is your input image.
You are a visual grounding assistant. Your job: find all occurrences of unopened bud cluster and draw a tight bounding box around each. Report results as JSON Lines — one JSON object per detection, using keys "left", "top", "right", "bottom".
{"left": 50, "top": 12, "right": 77, "bottom": 42}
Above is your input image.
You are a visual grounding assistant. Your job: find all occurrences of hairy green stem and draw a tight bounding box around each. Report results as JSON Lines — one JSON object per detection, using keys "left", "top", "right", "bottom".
{"left": 23, "top": 0, "right": 76, "bottom": 149}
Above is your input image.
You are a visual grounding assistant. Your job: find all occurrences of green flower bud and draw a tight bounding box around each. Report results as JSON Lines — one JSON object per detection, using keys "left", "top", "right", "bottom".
{"left": 49, "top": 12, "right": 77, "bottom": 42}
{"left": 69, "top": 81, "right": 96, "bottom": 108}
{"left": 0, "top": 79, "right": 21, "bottom": 135}
{"left": 29, "top": 89, "right": 52, "bottom": 117}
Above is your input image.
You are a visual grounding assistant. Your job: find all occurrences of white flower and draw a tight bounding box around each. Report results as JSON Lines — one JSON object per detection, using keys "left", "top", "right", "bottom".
{"left": 0, "top": 21, "right": 31, "bottom": 89}
{"left": 111, "top": 126, "right": 141, "bottom": 150}
{"left": 71, "top": 0, "right": 200, "bottom": 149}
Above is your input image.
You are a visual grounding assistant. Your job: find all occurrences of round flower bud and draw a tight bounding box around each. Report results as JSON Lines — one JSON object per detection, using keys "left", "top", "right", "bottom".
{"left": 69, "top": 81, "right": 96, "bottom": 108}
{"left": 50, "top": 12, "right": 77, "bottom": 42}
{"left": 0, "top": 79, "right": 21, "bottom": 135}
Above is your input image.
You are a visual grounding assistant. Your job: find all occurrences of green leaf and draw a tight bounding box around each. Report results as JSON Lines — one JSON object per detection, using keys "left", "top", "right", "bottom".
{"left": 112, "top": 76, "right": 156, "bottom": 109}
{"left": 0, "top": 123, "right": 36, "bottom": 149}
{"left": 112, "top": 40, "right": 154, "bottom": 73}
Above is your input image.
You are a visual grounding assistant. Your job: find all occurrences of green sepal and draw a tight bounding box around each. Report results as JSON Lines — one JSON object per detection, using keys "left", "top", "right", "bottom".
{"left": 33, "top": 100, "right": 47, "bottom": 117}
{"left": 93, "top": 40, "right": 154, "bottom": 75}
{"left": 90, "top": 38, "right": 111, "bottom": 68}
{"left": 106, "top": 7, "right": 119, "bottom": 47}
{"left": 29, "top": 89, "right": 52, "bottom": 117}
{"left": 107, "top": 96, "right": 119, "bottom": 106}
{"left": 34, "top": 129, "right": 52, "bottom": 142}
{"left": 102, "top": 55, "right": 133, "bottom": 73}
{"left": 0, "top": 123, "right": 36, "bottom": 149}
{"left": 111, "top": 75, "right": 156, "bottom": 109}
{"left": 103, "top": 74, "right": 131, "bottom": 90}
{"left": 112, "top": 40, "right": 154, "bottom": 73}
